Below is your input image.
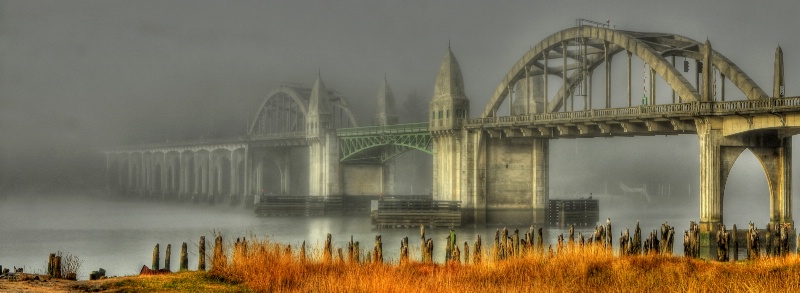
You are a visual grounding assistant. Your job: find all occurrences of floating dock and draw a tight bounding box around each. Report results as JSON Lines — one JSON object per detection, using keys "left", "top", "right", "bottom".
{"left": 548, "top": 198, "right": 600, "bottom": 228}
{"left": 371, "top": 199, "right": 461, "bottom": 228}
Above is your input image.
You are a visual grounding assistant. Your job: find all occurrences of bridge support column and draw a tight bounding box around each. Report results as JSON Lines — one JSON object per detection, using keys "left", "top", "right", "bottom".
{"left": 381, "top": 159, "right": 395, "bottom": 196}
{"left": 531, "top": 138, "right": 549, "bottom": 226}
{"left": 697, "top": 117, "right": 741, "bottom": 259}
{"left": 276, "top": 149, "right": 291, "bottom": 195}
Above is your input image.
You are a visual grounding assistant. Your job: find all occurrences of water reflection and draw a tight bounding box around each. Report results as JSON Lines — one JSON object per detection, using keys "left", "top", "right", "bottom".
{"left": 0, "top": 193, "right": 699, "bottom": 279}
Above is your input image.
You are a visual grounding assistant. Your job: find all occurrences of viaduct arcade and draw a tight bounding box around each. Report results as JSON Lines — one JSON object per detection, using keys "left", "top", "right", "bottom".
{"left": 105, "top": 77, "right": 431, "bottom": 204}
{"left": 107, "top": 24, "right": 800, "bottom": 256}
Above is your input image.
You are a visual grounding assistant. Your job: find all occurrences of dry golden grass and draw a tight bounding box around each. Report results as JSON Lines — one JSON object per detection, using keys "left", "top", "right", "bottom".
{"left": 69, "top": 271, "right": 250, "bottom": 293}
{"left": 211, "top": 237, "right": 800, "bottom": 293}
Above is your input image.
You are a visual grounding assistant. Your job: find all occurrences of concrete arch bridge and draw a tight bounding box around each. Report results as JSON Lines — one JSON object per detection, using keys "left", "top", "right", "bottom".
{"left": 106, "top": 24, "right": 800, "bottom": 258}
{"left": 429, "top": 25, "right": 799, "bottom": 257}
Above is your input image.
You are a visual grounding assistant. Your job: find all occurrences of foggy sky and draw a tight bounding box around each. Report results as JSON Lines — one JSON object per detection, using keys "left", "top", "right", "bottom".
{"left": 2, "top": 1, "right": 800, "bottom": 223}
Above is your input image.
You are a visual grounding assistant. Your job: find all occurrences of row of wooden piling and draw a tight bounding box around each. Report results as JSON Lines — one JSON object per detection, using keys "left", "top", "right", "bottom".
{"left": 149, "top": 219, "right": 800, "bottom": 269}
{"left": 148, "top": 235, "right": 223, "bottom": 273}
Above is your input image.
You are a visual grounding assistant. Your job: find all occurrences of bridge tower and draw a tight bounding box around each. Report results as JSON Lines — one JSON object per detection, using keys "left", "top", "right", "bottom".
{"left": 429, "top": 47, "right": 481, "bottom": 221}
{"left": 307, "top": 75, "right": 341, "bottom": 196}
{"left": 374, "top": 78, "right": 398, "bottom": 195}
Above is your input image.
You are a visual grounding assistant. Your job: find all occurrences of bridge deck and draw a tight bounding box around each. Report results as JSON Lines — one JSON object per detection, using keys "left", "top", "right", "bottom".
{"left": 466, "top": 97, "right": 800, "bottom": 138}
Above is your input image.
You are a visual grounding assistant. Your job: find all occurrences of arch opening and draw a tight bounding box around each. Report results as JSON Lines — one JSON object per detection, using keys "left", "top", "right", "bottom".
{"left": 723, "top": 149, "right": 770, "bottom": 228}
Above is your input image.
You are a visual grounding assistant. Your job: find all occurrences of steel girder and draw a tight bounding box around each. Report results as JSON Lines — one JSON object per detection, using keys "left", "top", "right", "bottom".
{"left": 338, "top": 123, "right": 432, "bottom": 163}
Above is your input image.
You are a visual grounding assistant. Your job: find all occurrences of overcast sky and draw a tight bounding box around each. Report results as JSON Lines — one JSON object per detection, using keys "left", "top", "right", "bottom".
{"left": 2, "top": 1, "right": 800, "bottom": 223}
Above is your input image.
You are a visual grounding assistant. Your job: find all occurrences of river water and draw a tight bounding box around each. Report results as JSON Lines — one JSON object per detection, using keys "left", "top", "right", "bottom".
{"left": 0, "top": 192, "right": 698, "bottom": 280}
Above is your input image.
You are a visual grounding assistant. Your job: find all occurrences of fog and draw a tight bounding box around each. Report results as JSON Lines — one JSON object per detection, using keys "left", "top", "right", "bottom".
{"left": 2, "top": 1, "right": 800, "bottom": 240}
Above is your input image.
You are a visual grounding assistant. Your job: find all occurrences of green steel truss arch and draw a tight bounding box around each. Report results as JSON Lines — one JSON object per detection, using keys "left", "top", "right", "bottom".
{"left": 337, "top": 122, "right": 432, "bottom": 163}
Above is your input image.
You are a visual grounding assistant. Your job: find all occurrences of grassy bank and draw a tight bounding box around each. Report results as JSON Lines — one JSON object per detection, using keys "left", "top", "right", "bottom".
{"left": 0, "top": 271, "right": 250, "bottom": 293}
{"left": 208, "top": 237, "right": 800, "bottom": 292}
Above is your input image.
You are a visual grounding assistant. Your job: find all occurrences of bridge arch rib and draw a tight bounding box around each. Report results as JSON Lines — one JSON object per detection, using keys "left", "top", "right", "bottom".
{"left": 340, "top": 140, "right": 432, "bottom": 163}
{"left": 481, "top": 26, "right": 769, "bottom": 118}
{"left": 249, "top": 84, "right": 360, "bottom": 136}
{"left": 249, "top": 85, "right": 310, "bottom": 136}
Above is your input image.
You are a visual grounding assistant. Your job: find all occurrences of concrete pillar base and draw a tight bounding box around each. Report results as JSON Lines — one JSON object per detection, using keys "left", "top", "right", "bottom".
{"left": 698, "top": 231, "right": 717, "bottom": 260}
{"left": 462, "top": 208, "right": 486, "bottom": 228}
{"left": 532, "top": 207, "right": 547, "bottom": 227}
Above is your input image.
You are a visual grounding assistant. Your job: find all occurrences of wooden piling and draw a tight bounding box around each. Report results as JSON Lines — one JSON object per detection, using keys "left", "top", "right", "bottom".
{"left": 180, "top": 242, "right": 188, "bottom": 271}
{"left": 747, "top": 222, "right": 759, "bottom": 259}
{"left": 501, "top": 228, "right": 508, "bottom": 259}
{"left": 199, "top": 236, "right": 206, "bottom": 271}
{"left": 420, "top": 225, "right": 426, "bottom": 263}
{"left": 474, "top": 235, "right": 482, "bottom": 264}
{"left": 165, "top": 244, "right": 171, "bottom": 272}
{"left": 324, "top": 233, "right": 332, "bottom": 263}
{"left": 493, "top": 229, "right": 500, "bottom": 260}
{"left": 464, "top": 242, "right": 470, "bottom": 265}
{"left": 400, "top": 237, "right": 409, "bottom": 264}
{"left": 54, "top": 255, "right": 62, "bottom": 278}
{"left": 337, "top": 248, "right": 344, "bottom": 263}
{"left": 450, "top": 230, "right": 457, "bottom": 262}
{"left": 568, "top": 225, "right": 575, "bottom": 249}
{"left": 633, "top": 221, "right": 642, "bottom": 255}
{"left": 731, "top": 225, "right": 738, "bottom": 261}
{"left": 373, "top": 235, "right": 383, "bottom": 264}
{"left": 513, "top": 229, "right": 520, "bottom": 256}
{"left": 606, "top": 218, "right": 613, "bottom": 250}
{"left": 48, "top": 253, "right": 55, "bottom": 277}
{"left": 352, "top": 241, "right": 360, "bottom": 263}
{"left": 213, "top": 235, "right": 224, "bottom": 269}
{"left": 619, "top": 229, "right": 629, "bottom": 256}
{"left": 452, "top": 245, "right": 461, "bottom": 264}
{"left": 348, "top": 236, "right": 355, "bottom": 263}
{"left": 446, "top": 234, "right": 453, "bottom": 261}
{"left": 425, "top": 238, "right": 433, "bottom": 263}
{"left": 780, "top": 223, "right": 790, "bottom": 256}
{"left": 537, "top": 227, "right": 543, "bottom": 254}
{"left": 301, "top": 241, "right": 306, "bottom": 263}
{"left": 152, "top": 243, "right": 160, "bottom": 271}
{"left": 716, "top": 224, "right": 730, "bottom": 261}
{"left": 765, "top": 223, "right": 773, "bottom": 256}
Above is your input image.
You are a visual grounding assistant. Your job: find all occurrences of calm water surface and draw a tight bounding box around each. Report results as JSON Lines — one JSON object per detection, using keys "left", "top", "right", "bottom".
{"left": 0, "top": 192, "right": 695, "bottom": 279}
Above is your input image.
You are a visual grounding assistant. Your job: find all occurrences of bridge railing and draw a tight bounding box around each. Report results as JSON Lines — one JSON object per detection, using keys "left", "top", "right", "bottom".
{"left": 337, "top": 122, "right": 430, "bottom": 136}
{"left": 104, "top": 136, "right": 250, "bottom": 152}
{"left": 249, "top": 131, "right": 307, "bottom": 140}
{"left": 465, "top": 96, "right": 800, "bottom": 128}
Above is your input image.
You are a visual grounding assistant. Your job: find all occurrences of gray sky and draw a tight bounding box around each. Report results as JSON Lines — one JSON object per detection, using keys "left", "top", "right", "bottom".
{"left": 2, "top": 0, "right": 799, "bottom": 223}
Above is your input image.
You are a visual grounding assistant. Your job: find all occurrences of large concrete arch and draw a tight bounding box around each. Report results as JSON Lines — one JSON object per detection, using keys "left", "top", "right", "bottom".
{"left": 248, "top": 84, "right": 360, "bottom": 135}
{"left": 481, "top": 26, "right": 769, "bottom": 117}
{"left": 249, "top": 85, "right": 310, "bottom": 135}
{"left": 329, "top": 91, "right": 360, "bottom": 128}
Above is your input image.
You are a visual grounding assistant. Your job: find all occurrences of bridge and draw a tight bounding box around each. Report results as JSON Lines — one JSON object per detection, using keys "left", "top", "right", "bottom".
{"left": 106, "top": 24, "right": 798, "bottom": 257}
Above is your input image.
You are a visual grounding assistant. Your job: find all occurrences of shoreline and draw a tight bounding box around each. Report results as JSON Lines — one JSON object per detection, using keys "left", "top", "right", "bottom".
{"left": 0, "top": 271, "right": 248, "bottom": 292}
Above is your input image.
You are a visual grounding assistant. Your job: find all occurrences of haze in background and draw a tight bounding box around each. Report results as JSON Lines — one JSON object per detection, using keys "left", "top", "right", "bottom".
{"left": 1, "top": 1, "right": 799, "bottom": 226}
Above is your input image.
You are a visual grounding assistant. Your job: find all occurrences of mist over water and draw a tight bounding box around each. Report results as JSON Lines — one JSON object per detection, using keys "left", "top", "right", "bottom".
{"left": 1, "top": 190, "right": 702, "bottom": 280}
